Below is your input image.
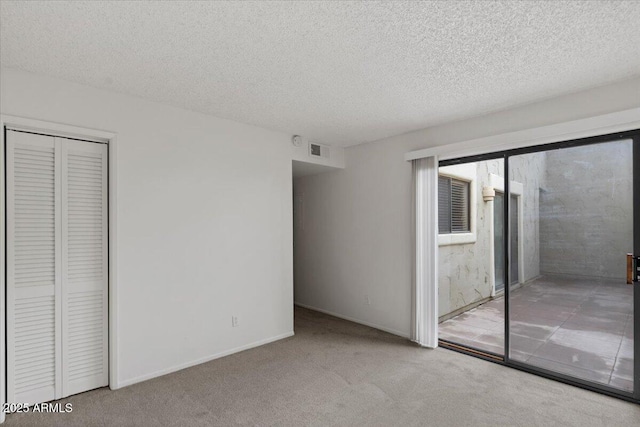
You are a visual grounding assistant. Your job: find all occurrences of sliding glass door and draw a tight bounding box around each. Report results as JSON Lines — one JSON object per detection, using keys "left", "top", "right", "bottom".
{"left": 507, "top": 138, "right": 636, "bottom": 395}
{"left": 437, "top": 158, "right": 506, "bottom": 357}
{"left": 438, "top": 130, "right": 639, "bottom": 401}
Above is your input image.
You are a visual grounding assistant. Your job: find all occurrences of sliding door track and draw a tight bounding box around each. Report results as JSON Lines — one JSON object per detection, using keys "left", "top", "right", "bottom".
{"left": 438, "top": 339, "right": 504, "bottom": 363}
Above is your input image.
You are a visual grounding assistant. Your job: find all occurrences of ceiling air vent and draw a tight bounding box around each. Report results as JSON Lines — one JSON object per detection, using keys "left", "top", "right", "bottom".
{"left": 309, "top": 143, "right": 330, "bottom": 159}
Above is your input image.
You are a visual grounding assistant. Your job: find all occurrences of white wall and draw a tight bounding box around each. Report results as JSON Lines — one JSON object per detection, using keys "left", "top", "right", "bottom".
{"left": 294, "top": 76, "right": 640, "bottom": 338}
{"left": 293, "top": 140, "right": 412, "bottom": 336}
{"left": 0, "top": 67, "right": 294, "bottom": 387}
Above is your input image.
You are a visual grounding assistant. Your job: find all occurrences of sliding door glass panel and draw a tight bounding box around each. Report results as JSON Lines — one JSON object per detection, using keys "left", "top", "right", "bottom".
{"left": 438, "top": 158, "right": 505, "bottom": 356}
{"left": 508, "top": 140, "right": 634, "bottom": 393}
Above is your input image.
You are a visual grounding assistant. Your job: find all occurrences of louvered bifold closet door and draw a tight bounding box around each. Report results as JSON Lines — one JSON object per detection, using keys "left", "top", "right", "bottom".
{"left": 7, "top": 131, "right": 108, "bottom": 405}
{"left": 6, "top": 130, "right": 62, "bottom": 404}
{"left": 61, "top": 139, "right": 108, "bottom": 397}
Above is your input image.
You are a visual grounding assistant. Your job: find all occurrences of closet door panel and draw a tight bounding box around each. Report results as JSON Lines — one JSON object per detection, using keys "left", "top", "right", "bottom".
{"left": 6, "top": 130, "right": 62, "bottom": 404}
{"left": 61, "top": 139, "right": 108, "bottom": 397}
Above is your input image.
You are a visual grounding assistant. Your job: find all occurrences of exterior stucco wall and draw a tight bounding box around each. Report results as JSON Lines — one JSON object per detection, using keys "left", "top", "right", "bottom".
{"left": 438, "top": 155, "right": 545, "bottom": 318}
{"left": 439, "top": 140, "right": 632, "bottom": 318}
{"left": 510, "top": 152, "right": 547, "bottom": 282}
{"left": 539, "top": 140, "right": 633, "bottom": 279}
{"left": 438, "top": 160, "right": 500, "bottom": 317}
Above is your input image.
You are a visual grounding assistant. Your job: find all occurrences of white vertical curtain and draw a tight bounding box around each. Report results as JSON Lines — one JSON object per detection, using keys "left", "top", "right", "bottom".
{"left": 411, "top": 156, "right": 439, "bottom": 348}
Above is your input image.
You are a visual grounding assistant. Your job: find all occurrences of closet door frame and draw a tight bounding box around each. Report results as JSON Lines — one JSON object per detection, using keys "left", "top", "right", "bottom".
{"left": 0, "top": 115, "right": 118, "bottom": 421}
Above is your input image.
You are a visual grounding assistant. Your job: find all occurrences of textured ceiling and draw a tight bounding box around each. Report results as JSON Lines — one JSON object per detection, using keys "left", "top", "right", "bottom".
{"left": 1, "top": 1, "right": 639, "bottom": 147}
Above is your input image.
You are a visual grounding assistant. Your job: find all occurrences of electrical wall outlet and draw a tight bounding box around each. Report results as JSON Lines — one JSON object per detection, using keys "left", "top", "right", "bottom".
{"left": 231, "top": 316, "right": 239, "bottom": 327}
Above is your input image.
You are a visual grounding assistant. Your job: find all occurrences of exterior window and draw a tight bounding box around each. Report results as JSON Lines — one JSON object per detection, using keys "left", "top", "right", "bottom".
{"left": 438, "top": 176, "right": 470, "bottom": 234}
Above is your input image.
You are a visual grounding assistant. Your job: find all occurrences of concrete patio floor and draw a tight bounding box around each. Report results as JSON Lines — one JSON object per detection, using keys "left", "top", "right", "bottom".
{"left": 438, "top": 275, "right": 634, "bottom": 392}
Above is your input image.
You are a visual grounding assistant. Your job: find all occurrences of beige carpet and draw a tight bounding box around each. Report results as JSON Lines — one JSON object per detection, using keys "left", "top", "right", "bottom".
{"left": 5, "top": 307, "right": 640, "bottom": 426}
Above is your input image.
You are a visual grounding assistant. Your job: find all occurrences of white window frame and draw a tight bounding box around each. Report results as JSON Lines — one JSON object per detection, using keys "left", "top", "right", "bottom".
{"left": 438, "top": 163, "right": 477, "bottom": 246}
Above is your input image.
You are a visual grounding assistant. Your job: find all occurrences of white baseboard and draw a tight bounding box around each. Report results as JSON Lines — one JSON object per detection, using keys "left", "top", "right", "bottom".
{"left": 295, "top": 302, "right": 409, "bottom": 338}
{"left": 117, "top": 331, "right": 295, "bottom": 389}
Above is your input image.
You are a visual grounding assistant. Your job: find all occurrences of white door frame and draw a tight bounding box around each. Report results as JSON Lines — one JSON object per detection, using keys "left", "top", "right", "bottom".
{"left": 0, "top": 115, "right": 119, "bottom": 422}
{"left": 488, "top": 174, "right": 524, "bottom": 297}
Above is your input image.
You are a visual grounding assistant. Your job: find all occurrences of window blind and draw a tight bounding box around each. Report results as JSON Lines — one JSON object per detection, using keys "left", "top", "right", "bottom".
{"left": 438, "top": 176, "right": 470, "bottom": 234}
{"left": 438, "top": 176, "right": 451, "bottom": 233}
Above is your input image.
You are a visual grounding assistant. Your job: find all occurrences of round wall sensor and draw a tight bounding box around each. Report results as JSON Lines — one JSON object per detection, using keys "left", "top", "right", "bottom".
{"left": 292, "top": 135, "right": 302, "bottom": 147}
